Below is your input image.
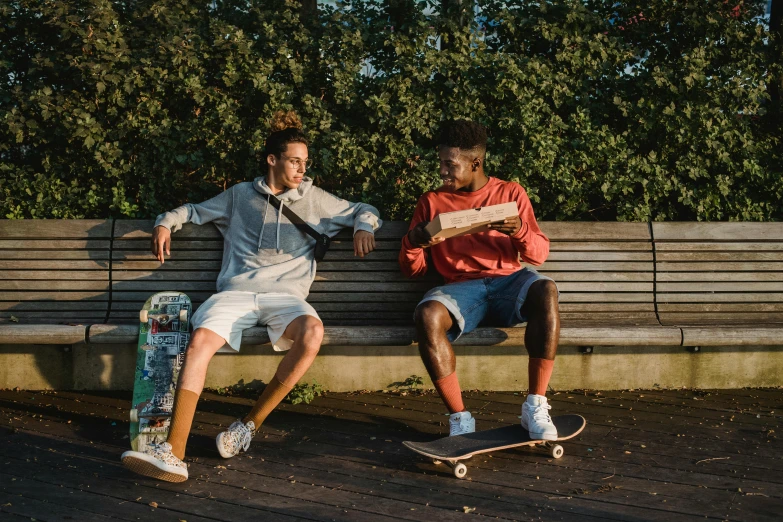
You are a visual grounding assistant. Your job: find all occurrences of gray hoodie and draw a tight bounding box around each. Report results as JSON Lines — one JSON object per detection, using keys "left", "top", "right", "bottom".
{"left": 155, "top": 176, "right": 382, "bottom": 299}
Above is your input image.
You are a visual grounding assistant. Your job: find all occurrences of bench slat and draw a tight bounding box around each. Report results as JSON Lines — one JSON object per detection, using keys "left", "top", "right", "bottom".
{"left": 0, "top": 271, "right": 109, "bottom": 281}
{"left": 0, "top": 260, "right": 109, "bottom": 270}
{"left": 0, "top": 281, "right": 109, "bottom": 291}
{"left": 653, "top": 223, "right": 783, "bottom": 241}
{"left": 0, "top": 291, "right": 109, "bottom": 301}
{"left": 0, "top": 220, "right": 112, "bottom": 239}
{"left": 660, "top": 313, "right": 783, "bottom": 325}
{"left": 0, "top": 250, "right": 110, "bottom": 261}
{"left": 657, "top": 272, "right": 783, "bottom": 282}
{"left": 656, "top": 252, "right": 783, "bottom": 261}
{"left": 658, "top": 303, "right": 783, "bottom": 312}
{"left": 656, "top": 242, "right": 783, "bottom": 252}
{"left": 657, "top": 292, "right": 783, "bottom": 303}
{"left": 0, "top": 240, "right": 111, "bottom": 250}
{"left": 681, "top": 327, "right": 783, "bottom": 345}
{"left": 656, "top": 262, "right": 783, "bottom": 271}
{"left": 658, "top": 282, "right": 783, "bottom": 292}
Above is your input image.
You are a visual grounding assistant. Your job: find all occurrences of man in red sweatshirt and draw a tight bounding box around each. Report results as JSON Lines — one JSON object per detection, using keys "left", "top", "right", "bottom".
{"left": 399, "top": 120, "right": 560, "bottom": 440}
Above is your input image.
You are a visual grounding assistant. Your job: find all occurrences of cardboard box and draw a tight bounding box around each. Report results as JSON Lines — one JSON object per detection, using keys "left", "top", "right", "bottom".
{"left": 425, "top": 202, "right": 519, "bottom": 240}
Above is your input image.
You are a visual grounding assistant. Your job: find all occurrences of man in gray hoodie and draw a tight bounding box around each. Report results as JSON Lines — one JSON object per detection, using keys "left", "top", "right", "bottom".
{"left": 121, "top": 111, "right": 382, "bottom": 483}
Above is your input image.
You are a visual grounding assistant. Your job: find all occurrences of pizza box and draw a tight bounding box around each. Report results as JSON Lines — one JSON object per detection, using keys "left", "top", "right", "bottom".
{"left": 424, "top": 202, "right": 519, "bottom": 240}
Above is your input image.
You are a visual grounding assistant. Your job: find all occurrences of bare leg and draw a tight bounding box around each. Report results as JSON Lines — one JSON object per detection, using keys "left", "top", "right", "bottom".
{"left": 177, "top": 327, "right": 229, "bottom": 394}
{"left": 415, "top": 301, "right": 467, "bottom": 415}
{"left": 274, "top": 315, "right": 324, "bottom": 387}
{"left": 243, "top": 315, "right": 324, "bottom": 429}
{"left": 521, "top": 280, "right": 560, "bottom": 361}
{"left": 520, "top": 280, "right": 560, "bottom": 397}
{"left": 415, "top": 301, "right": 455, "bottom": 380}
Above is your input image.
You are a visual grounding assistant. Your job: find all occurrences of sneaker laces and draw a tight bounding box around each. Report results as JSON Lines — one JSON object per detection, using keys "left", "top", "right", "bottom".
{"left": 147, "top": 442, "right": 185, "bottom": 468}
{"left": 223, "top": 421, "right": 253, "bottom": 453}
{"left": 529, "top": 402, "right": 553, "bottom": 424}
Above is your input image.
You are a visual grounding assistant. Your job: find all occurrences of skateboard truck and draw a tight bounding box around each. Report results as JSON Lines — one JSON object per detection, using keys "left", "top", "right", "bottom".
{"left": 140, "top": 308, "right": 188, "bottom": 325}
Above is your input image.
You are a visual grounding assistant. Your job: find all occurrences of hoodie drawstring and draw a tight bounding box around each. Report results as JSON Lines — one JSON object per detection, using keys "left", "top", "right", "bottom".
{"left": 276, "top": 200, "right": 283, "bottom": 253}
{"left": 258, "top": 194, "right": 270, "bottom": 251}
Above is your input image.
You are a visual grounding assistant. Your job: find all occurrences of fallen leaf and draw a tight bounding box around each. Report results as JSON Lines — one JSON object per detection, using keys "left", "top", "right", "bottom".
{"left": 149, "top": 501, "right": 158, "bottom": 508}
{"left": 463, "top": 506, "right": 476, "bottom": 513}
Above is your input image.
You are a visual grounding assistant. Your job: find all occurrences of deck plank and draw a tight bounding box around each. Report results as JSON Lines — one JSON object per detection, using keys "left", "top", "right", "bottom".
{"left": 0, "top": 388, "right": 780, "bottom": 521}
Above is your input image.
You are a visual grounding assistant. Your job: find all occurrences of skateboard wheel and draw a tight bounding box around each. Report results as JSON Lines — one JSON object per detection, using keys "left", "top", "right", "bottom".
{"left": 179, "top": 309, "right": 188, "bottom": 322}
{"left": 129, "top": 409, "right": 138, "bottom": 423}
{"left": 140, "top": 310, "right": 148, "bottom": 323}
{"left": 453, "top": 463, "right": 468, "bottom": 479}
{"left": 550, "top": 444, "right": 564, "bottom": 459}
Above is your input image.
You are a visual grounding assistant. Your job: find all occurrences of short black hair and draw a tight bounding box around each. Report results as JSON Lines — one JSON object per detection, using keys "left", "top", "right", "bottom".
{"left": 438, "top": 119, "right": 487, "bottom": 158}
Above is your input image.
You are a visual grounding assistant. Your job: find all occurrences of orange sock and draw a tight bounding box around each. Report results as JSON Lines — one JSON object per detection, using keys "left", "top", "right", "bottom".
{"left": 243, "top": 376, "right": 293, "bottom": 428}
{"left": 528, "top": 358, "right": 555, "bottom": 396}
{"left": 167, "top": 388, "right": 199, "bottom": 460}
{"left": 434, "top": 372, "right": 465, "bottom": 414}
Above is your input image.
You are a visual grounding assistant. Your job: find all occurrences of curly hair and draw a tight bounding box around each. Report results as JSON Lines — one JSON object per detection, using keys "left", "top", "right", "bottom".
{"left": 262, "top": 110, "right": 308, "bottom": 160}
{"left": 437, "top": 119, "right": 487, "bottom": 158}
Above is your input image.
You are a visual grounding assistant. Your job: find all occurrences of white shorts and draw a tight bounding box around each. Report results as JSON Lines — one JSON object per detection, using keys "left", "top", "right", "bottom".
{"left": 191, "top": 291, "right": 321, "bottom": 352}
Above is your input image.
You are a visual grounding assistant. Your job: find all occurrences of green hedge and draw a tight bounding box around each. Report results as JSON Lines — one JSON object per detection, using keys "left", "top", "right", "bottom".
{"left": 1, "top": 0, "right": 781, "bottom": 221}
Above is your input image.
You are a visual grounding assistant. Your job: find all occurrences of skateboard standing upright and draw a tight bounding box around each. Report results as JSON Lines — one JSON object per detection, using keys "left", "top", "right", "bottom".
{"left": 403, "top": 414, "right": 586, "bottom": 479}
{"left": 129, "top": 291, "right": 191, "bottom": 452}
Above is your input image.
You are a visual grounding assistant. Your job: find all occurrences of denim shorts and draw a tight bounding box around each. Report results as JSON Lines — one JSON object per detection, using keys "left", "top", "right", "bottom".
{"left": 416, "top": 268, "right": 556, "bottom": 341}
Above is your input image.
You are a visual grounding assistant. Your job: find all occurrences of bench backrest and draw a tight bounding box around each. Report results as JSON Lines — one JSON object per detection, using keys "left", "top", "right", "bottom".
{"left": 653, "top": 223, "right": 783, "bottom": 326}
{"left": 109, "top": 220, "right": 656, "bottom": 327}
{"left": 0, "top": 220, "right": 112, "bottom": 324}
{"left": 9, "top": 219, "right": 779, "bottom": 328}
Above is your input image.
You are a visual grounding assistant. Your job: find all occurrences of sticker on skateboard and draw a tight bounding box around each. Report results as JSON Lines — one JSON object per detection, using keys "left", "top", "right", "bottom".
{"left": 130, "top": 291, "right": 191, "bottom": 452}
{"left": 403, "top": 414, "right": 586, "bottom": 479}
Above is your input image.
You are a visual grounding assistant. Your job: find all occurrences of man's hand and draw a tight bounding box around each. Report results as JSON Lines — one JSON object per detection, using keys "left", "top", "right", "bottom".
{"left": 407, "top": 221, "right": 446, "bottom": 248}
{"left": 151, "top": 225, "right": 171, "bottom": 263}
{"left": 488, "top": 215, "right": 522, "bottom": 236}
{"left": 354, "top": 230, "right": 376, "bottom": 258}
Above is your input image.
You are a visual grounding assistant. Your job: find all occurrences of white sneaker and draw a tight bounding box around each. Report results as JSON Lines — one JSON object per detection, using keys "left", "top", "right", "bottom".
{"left": 121, "top": 442, "right": 188, "bottom": 483}
{"left": 449, "top": 411, "right": 475, "bottom": 436}
{"left": 216, "top": 420, "right": 255, "bottom": 458}
{"left": 521, "top": 394, "right": 558, "bottom": 440}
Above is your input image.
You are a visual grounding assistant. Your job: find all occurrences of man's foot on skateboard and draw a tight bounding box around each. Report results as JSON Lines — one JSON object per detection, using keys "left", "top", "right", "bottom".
{"left": 449, "top": 411, "right": 475, "bottom": 436}
{"left": 121, "top": 442, "right": 188, "bottom": 482}
{"left": 521, "top": 394, "right": 557, "bottom": 441}
{"left": 216, "top": 420, "right": 255, "bottom": 458}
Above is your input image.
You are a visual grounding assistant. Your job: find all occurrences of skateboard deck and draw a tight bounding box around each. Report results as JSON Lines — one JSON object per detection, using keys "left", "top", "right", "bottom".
{"left": 129, "top": 291, "right": 191, "bottom": 452}
{"left": 403, "top": 414, "right": 586, "bottom": 478}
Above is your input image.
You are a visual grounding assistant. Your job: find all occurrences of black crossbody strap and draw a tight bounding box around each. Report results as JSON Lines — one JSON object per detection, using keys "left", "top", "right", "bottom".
{"left": 267, "top": 195, "right": 323, "bottom": 242}
{"left": 268, "top": 196, "right": 331, "bottom": 263}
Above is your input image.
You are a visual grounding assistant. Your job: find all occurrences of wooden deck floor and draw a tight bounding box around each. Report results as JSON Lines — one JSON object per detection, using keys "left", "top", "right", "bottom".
{"left": 0, "top": 386, "right": 780, "bottom": 521}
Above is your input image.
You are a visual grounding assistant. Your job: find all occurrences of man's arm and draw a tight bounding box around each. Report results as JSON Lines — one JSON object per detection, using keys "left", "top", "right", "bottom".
{"left": 399, "top": 197, "right": 440, "bottom": 278}
{"left": 151, "top": 187, "right": 234, "bottom": 263}
{"left": 501, "top": 187, "right": 549, "bottom": 266}
{"left": 317, "top": 189, "right": 383, "bottom": 258}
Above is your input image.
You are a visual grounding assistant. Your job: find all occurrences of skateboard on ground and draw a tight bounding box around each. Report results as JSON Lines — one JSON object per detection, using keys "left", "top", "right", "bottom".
{"left": 129, "top": 291, "right": 191, "bottom": 452}
{"left": 403, "top": 414, "right": 586, "bottom": 479}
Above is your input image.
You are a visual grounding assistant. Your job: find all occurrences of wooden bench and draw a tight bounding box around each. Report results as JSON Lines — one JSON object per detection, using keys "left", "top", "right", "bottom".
{"left": 1, "top": 219, "right": 781, "bottom": 350}
{"left": 653, "top": 223, "right": 783, "bottom": 347}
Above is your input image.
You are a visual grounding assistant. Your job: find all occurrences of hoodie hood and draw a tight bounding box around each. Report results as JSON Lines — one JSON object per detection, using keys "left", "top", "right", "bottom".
{"left": 253, "top": 176, "right": 312, "bottom": 203}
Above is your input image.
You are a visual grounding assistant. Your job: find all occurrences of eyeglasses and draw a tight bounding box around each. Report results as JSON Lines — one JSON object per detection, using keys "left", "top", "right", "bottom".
{"left": 281, "top": 155, "right": 313, "bottom": 170}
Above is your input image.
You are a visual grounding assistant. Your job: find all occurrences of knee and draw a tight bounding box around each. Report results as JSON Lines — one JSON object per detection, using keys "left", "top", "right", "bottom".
{"left": 414, "top": 301, "right": 451, "bottom": 340}
{"left": 296, "top": 316, "right": 324, "bottom": 353}
{"left": 187, "top": 328, "right": 224, "bottom": 360}
{"left": 527, "top": 280, "right": 559, "bottom": 316}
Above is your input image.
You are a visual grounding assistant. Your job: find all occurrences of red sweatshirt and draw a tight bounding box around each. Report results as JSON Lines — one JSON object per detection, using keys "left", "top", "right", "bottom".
{"left": 399, "top": 177, "right": 550, "bottom": 283}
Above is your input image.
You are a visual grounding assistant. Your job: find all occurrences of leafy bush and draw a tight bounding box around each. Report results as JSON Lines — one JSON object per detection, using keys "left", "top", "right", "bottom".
{"left": 1, "top": 0, "right": 780, "bottom": 221}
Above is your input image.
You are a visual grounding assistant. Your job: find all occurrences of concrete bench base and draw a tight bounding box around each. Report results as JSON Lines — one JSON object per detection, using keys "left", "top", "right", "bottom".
{"left": 2, "top": 342, "right": 781, "bottom": 391}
